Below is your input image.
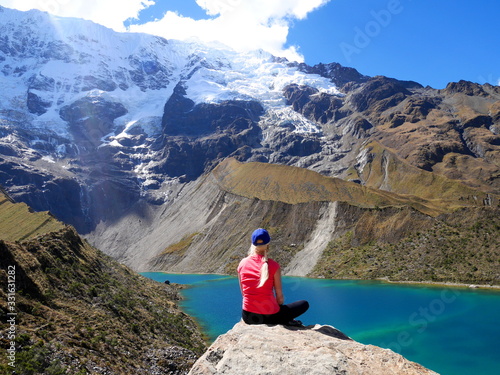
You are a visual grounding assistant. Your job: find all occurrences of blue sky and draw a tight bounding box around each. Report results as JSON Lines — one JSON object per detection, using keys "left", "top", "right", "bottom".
{"left": 1, "top": 0, "right": 499, "bottom": 89}
{"left": 285, "top": 0, "right": 500, "bottom": 88}
{"left": 126, "top": 0, "right": 500, "bottom": 89}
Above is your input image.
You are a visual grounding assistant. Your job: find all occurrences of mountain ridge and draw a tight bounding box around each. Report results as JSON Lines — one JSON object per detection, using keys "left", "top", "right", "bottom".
{"left": 80, "top": 158, "right": 499, "bottom": 285}
{"left": 0, "top": 6, "right": 498, "bottom": 284}
{"left": 0, "top": 189, "right": 207, "bottom": 374}
{"left": 212, "top": 157, "right": 498, "bottom": 215}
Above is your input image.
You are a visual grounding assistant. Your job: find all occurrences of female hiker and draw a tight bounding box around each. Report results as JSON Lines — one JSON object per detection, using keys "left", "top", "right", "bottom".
{"left": 237, "top": 228, "right": 309, "bottom": 326}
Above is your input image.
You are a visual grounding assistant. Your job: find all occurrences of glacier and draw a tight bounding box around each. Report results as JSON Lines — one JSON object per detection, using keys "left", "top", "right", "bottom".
{"left": 0, "top": 5, "right": 370, "bottom": 234}
{"left": 0, "top": 5, "right": 341, "bottom": 148}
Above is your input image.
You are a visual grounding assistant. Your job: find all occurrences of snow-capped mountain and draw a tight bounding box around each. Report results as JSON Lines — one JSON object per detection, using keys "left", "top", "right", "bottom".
{"left": 0, "top": 5, "right": 362, "bottom": 230}
{"left": 1, "top": 5, "right": 499, "bottom": 246}
{"left": 0, "top": 5, "right": 339, "bottom": 141}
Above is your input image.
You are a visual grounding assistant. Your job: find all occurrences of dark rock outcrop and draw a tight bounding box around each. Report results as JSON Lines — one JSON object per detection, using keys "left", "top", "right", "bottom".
{"left": 157, "top": 83, "right": 264, "bottom": 180}
{"left": 296, "top": 61, "right": 370, "bottom": 88}
{"left": 350, "top": 76, "right": 412, "bottom": 113}
{"left": 162, "top": 84, "right": 264, "bottom": 136}
{"left": 60, "top": 96, "right": 127, "bottom": 150}
{"left": 27, "top": 91, "right": 52, "bottom": 115}
{"left": 442, "top": 80, "right": 489, "bottom": 97}
{"left": 284, "top": 84, "right": 349, "bottom": 124}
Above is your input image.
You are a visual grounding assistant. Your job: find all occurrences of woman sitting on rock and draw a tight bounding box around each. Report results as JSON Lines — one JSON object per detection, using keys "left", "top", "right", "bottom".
{"left": 237, "top": 228, "right": 309, "bottom": 326}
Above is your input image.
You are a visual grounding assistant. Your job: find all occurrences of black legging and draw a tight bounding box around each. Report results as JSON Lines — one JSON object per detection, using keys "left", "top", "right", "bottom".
{"left": 242, "top": 300, "right": 309, "bottom": 325}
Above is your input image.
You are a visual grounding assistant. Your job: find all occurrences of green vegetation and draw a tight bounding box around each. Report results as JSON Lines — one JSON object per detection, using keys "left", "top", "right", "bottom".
{"left": 212, "top": 157, "right": 498, "bottom": 217}
{"left": 358, "top": 141, "right": 499, "bottom": 209}
{"left": 0, "top": 193, "right": 64, "bottom": 242}
{"left": 0, "top": 190, "right": 206, "bottom": 374}
{"left": 8, "top": 338, "right": 71, "bottom": 375}
{"left": 208, "top": 158, "right": 499, "bottom": 285}
{"left": 162, "top": 232, "right": 200, "bottom": 255}
{"left": 310, "top": 207, "right": 500, "bottom": 285}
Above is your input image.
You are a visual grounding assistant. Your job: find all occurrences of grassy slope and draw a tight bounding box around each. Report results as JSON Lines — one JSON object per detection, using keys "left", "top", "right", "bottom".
{"left": 370, "top": 88, "right": 500, "bottom": 194}
{"left": 0, "top": 192, "right": 64, "bottom": 242}
{"left": 0, "top": 190, "right": 206, "bottom": 374}
{"left": 213, "top": 157, "right": 496, "bottom": 216}
{"left": 208, "top": 159, "right": 499, "bottom": 285}
{"left": 212, "top": 157, "right": 412, "bottom": 207}
{"left": 353, "top": 141, "right": 498, "bottom": 208}
{"left": 310, "top": 207, "right": 500, "bottom": 285}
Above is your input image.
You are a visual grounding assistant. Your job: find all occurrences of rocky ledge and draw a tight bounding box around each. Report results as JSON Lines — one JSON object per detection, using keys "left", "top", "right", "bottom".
{"left": 189, "top": 322, "right": 438, "bottom": 375}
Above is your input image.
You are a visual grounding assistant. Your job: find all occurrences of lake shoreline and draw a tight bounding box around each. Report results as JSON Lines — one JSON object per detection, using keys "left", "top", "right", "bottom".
{"left": 143, "top": 272, "right": 500, "bottom": 375}
{"left": 145, "top": 271, "right": 500, "bottom": 290}
{"left": 374, "top": 277, "right": 500, "bottom": 290}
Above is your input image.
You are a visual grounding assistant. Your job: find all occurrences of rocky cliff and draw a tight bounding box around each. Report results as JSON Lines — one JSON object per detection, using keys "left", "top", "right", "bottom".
{"left": 1, "top": 6, "right": 499, "bottom": 285}
{"left": 1, "top": 6, "right": 499, "bottom": 233}
{"left": 0, "top": 189, "right": 206, "bottom": 374}
{"left": 86, "top": 158, "right": 499, "bottom": 285}
{"left": 189, "top": 322, "right": 438, "bottom": 375}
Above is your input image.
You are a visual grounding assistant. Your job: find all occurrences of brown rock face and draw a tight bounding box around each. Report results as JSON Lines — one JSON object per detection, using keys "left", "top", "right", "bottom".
{"left": 189, "top": 322, "right": 439, "bottom": 375}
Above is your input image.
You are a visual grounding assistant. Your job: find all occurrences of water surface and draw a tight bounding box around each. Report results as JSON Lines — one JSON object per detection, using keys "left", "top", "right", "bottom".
{"left": 142, "top": 272, "right": 500, "bottom": 375}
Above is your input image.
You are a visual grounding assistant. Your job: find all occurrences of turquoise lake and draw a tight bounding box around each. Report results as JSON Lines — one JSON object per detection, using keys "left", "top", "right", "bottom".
{"left": 142, "top": 273, "right": 500, "bottom": 375}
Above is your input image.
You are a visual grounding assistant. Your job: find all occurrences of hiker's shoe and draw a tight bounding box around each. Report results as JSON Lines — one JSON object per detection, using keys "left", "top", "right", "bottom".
{"left": 286, "top": 319, "right": 304, "bottom": 327}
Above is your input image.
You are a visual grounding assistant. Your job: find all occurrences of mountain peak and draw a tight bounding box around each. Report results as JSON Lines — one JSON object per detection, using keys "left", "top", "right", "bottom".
{"left": 1, "top": 7, "right": 499, "bottom": 286}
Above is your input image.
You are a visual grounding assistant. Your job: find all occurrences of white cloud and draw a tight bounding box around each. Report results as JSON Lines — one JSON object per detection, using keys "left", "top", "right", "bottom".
{"left": 0, "top": 0, "right": 153, "bottom": 31}
{"left": 0, "top": 0, "right": 331, "bottom": 62}
{"left": 132, "top": 0, "right": 331, "bottom": 62}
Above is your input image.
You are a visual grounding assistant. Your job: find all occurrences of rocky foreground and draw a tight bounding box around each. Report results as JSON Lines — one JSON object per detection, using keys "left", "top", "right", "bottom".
{"left": 189, "top": 322, "right": 438, "bottom": 375}
{"left": 0, "top": 188, "right": 207, "bottom": 374}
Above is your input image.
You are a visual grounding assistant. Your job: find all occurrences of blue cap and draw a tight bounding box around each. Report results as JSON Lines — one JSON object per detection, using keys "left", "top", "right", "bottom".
{"left": 251, "top": 228, "right": 271, "bottom": 246}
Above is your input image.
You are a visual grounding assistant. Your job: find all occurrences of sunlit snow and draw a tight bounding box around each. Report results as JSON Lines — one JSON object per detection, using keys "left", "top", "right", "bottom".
{"left": 0, "top": 4, "right": 346, "bottom": 193}
{"left": 0, "top": 7, "right": 341, "bottom": 145}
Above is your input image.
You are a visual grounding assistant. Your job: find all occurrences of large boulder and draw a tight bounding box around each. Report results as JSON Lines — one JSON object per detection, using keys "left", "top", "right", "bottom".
{"left": 189, "top": 322, "right": 438, "bottom": 375}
